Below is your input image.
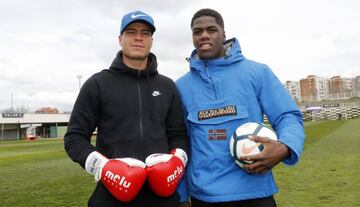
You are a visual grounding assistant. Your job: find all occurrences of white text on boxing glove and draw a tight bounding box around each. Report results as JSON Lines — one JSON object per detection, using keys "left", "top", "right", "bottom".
{"left": 145, "top": 148, "right": 187, "bottom": 197}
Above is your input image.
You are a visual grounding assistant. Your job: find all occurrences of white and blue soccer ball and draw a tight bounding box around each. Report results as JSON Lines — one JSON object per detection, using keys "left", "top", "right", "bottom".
{"left": 229, "top": 122, "right": 278, "bottom": 169}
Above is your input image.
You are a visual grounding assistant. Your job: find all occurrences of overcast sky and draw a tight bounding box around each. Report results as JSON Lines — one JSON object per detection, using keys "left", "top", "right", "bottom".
{"left": 1, "top": 0, "right": 359, "bottom": 112}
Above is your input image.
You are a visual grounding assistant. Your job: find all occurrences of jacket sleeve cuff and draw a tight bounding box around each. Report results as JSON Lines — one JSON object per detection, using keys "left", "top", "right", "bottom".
{"left": 282, "top": 146, "right": 298, "bottom": 165}
{"left": 279, "top": 138, "right": 301, "bottom": 165}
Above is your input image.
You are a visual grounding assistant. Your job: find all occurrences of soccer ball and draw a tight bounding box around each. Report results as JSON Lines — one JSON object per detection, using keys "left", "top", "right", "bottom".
{"left": 229, "top": 122, "right": 278, "bottom": 168}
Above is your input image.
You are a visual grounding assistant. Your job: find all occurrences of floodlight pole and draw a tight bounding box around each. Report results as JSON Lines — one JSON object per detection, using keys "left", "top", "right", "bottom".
{"left": 76, "top": 75, "right": 83, "bottom": 91}
{"left": 11, "top": 92, "right": 14, "bottom": 112}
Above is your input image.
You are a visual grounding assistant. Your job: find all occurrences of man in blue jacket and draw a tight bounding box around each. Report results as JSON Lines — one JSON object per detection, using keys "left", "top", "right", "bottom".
{"left": 176, "top": 8, "right": 305, "bottom": 207}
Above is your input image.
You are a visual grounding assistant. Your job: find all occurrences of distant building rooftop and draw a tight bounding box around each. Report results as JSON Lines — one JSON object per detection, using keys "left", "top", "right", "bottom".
{"left": 1, "top": 113, "right": 70, "bottom": 124}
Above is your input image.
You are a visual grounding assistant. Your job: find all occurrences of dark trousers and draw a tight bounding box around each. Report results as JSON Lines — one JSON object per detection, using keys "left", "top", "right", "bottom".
{"left": 191, "top": 196, "right": 276, "bottom": 207}
{"left": 88, "top": 182, "right": 180, "bottom": 207}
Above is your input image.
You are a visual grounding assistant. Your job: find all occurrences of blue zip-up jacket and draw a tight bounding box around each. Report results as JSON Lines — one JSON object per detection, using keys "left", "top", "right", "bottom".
{"left": 175, "top": 38, "right": 305, "bottom": 202}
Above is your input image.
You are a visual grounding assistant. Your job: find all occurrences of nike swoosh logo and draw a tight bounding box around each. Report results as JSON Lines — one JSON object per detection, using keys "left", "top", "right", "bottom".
{"left": 152, "top": 91, "right": 161, "bottom": 96}
{"left": 131, "top": 14, "right": 147, "bottom": 19}
{"left": 241, "top": 142, "right": 261, "bottom": 154}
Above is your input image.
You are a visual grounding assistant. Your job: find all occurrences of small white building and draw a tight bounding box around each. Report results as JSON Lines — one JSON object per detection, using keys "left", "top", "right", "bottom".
{"left": 0, "top": 113, "right": 71, "bottom": 141}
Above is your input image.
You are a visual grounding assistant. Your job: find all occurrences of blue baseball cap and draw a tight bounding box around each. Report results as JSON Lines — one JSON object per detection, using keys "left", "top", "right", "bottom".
{"left": 120, "top": 10, "right": 156, "bottom": 34}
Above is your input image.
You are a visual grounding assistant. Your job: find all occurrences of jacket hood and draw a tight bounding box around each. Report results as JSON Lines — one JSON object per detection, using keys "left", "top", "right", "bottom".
{"left": 188, "top": 38, "right": 245, "bottom": 71}
{"left": 109, "top": 51, "right": 159, "bottom": 77}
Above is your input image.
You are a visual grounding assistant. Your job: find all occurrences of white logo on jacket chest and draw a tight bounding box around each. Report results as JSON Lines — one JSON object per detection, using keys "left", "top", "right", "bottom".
{"left": 152, "top": 91, "right": 162, "bottom": 97}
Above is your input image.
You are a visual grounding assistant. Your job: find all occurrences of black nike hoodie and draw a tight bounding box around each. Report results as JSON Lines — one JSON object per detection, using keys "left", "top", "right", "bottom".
{"left": 64, "top": 51, "right": 188, "bottom": 206}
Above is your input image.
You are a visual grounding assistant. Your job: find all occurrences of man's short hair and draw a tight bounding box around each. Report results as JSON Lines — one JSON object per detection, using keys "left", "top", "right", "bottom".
{"left": 191, "top": 8, "right": 224, "bottom": 30}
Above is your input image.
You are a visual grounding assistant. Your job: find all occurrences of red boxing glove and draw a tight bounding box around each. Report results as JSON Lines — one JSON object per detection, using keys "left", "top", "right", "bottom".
{"left": 145, "top": 148, "right": 188, "bottom": 197}
{"left": 96, "top": 158, "right": 147, "bottom": 202}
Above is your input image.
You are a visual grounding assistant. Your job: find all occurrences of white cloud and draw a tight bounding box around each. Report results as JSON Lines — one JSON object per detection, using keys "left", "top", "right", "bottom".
{"left": 0, "top": 0, "right": 359, "bottom": 111}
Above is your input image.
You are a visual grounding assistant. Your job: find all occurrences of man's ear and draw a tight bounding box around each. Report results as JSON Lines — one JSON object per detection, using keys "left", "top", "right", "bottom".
{"left": 149, "top": 37, "right": 153, "bottom": 49}
{"left": 223, "top": 31, "right": 226, "bottom": 43}
{"left": 118, "top": 35, "right": 123, "bottom": 47}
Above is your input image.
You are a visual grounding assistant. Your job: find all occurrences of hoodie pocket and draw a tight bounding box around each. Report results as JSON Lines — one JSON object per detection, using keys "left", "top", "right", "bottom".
{"left": 185, "top": 97, "right": 250, "bottom": 181}
{"left": 186, "top": 96, "right": 249, "bottom": 149}
{"left": 186, "top": 102, "right": 249, "bottom": 143}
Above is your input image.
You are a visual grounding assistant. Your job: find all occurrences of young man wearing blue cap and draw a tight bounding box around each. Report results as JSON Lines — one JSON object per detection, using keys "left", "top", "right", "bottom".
{"left": 65, "top": 10, "right": 188, "bottom": 207}
{"left": 176, "top": 8, "right": 305, "bottom": 207}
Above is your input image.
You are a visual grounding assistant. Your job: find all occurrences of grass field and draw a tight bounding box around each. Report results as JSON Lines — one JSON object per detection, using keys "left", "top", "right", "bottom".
{"left": 274, "top": 119, "right": 360, "bottom": 207}
{"left": 1, "top": 120, "right": 359, "bottom": 206}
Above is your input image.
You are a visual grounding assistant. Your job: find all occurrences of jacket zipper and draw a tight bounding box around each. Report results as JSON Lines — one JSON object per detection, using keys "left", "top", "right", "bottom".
{"left": 204, "top": 62, "right": 218, "bottom": 99}
{"left": 137, "top": 71, "right": 143, "bottom": 146}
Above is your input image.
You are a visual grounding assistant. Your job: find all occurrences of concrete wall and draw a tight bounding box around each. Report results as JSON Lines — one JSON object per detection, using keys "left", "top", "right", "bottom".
{"left": 302, "top": 106, "right": 360, "bottom": 121}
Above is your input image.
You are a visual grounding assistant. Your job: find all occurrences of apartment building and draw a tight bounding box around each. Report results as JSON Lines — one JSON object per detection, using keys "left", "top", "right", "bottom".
{"left": 299, "top": 75, "right": 329, "bottom": 102}
{"left": 328, "top": 76, "right": 353, "bottom": 100}
{"left": 284, "top": 80, "right": 301, "bottom": 102}
{"left": 352, "top": 75, "right": 360, "bottom": 97}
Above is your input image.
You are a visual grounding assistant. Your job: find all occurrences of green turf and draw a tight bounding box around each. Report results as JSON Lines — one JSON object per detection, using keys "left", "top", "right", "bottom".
{"left": 274, "top": 119, "right": 360, "bottom": 207}
{"left": 0, "top": 139, "right": 95, "bottom": 206}
{"left": 0, "top": 120, "right": 359, "bottom": 206}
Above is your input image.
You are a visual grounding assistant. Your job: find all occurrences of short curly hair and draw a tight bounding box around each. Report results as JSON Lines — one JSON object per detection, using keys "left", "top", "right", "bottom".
{"left": 191, "top": 8, "right": 224, "bottom": 30}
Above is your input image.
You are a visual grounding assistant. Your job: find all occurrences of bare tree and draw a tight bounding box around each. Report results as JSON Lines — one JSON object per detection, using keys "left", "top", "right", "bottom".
{"left": 2, "top": 105, "right": 30, "bottom": 114}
